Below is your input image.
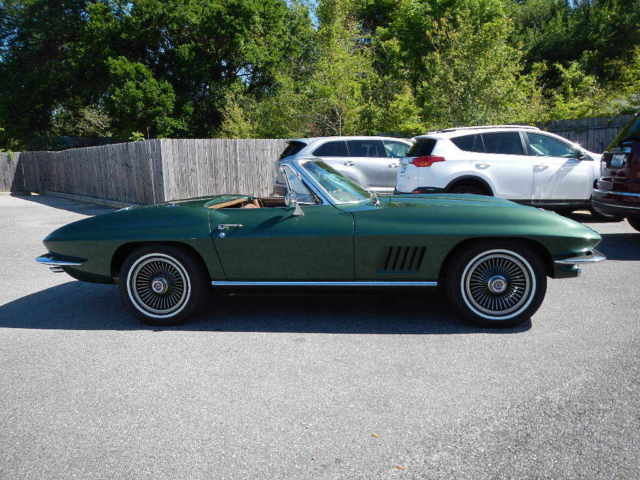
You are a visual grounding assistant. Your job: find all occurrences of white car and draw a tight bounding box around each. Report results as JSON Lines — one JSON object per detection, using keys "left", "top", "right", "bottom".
{"left": 279, "top": 136, "right": 413, "bottom": 193}
{"left": 396, "top": 126, "right": 602, "bottom": 212}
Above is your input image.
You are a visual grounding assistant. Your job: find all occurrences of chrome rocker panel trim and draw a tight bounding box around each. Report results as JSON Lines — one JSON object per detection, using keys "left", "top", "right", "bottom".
{"left": 36, "top": 254, "right": 85, "bottom": 273}
{"left": 554, "top": 250, "right": 606, "bottom": 265}
{"left": 211, "top": 281, "right": 438, "bottom": 287}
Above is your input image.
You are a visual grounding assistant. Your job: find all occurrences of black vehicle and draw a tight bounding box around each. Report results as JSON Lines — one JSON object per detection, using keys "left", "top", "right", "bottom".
{"left": 593, "top": 112, "right": 640, "bottom": 231}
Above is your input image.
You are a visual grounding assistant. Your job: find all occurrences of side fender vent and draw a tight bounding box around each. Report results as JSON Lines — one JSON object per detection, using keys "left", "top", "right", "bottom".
{"left": 382, "top": 246, "right": 426, "bottom": 272}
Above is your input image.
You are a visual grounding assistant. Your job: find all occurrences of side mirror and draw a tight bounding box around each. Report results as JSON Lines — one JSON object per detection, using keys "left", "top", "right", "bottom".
{"left": 285, "top": 191, "right": 304, "bottom": 217}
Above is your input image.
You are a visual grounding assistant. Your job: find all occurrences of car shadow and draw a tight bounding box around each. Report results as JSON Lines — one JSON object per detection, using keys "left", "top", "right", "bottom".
{"left": 11, "top": 193, "right": 115, "bottom": 216}
{"left": 597, "top": 233, "right": 640, "bottom": 261}
{"left": 0, "top": 282, "right": 531, "bottom": 335}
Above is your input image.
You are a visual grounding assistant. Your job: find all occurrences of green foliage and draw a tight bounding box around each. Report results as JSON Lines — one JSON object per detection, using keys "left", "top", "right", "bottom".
{"left": 105, "top": 56, "right": 182, "bottom": 139}
{"left": 305, "top": 1, "right": 372, "bottom": 136}
{"left": 1, "top": 0, "right": 640, "bottom": 149}
{"left": 129, "top": 131, "right": 146, "bottom": 142}
{"left": 545, "top": 60, "right": 607, "bottom": 120}
{"left": 414, "top": 10, "right": 544, "bottom": 128}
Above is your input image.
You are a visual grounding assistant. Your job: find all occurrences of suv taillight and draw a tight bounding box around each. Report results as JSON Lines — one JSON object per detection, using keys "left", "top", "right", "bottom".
{"left": 411, "top": 155, "right": 445, "bottom": 167}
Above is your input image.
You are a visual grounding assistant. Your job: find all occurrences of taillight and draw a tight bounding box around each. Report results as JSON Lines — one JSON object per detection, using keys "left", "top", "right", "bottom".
{"left": 410, "top": 155, "right": 445, "bottom": 167}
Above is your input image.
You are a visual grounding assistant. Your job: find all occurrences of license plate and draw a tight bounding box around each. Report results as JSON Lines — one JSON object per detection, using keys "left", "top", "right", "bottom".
{"left": 611, "top": 153, "right": 627, "bottom": 168}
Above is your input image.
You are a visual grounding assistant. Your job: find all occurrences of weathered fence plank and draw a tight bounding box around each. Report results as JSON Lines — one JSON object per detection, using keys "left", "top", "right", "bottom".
{"left": 11, "top": 141, "right": 163, "bottom": 204}
{"left": 0, "top": 152, "right": 24, "bottom": 192}
{"left": 159, "top": 138, "right": 287, "bottom": 201}
{"left": 544, "top": 115, "right": 634, "bottom": 153}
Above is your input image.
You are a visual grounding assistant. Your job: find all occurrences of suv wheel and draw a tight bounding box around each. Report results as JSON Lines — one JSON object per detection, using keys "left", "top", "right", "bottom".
{"left": 449, "top": 182, "right": 491, "bottom": 196}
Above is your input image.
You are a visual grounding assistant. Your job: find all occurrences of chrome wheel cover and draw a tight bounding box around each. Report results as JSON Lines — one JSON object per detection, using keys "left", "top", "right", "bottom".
{"left": 126, "top": 253, "right": 191, "bottom": 319}
{"left": 460, "top": 249, "right": 536, "bottom": 321}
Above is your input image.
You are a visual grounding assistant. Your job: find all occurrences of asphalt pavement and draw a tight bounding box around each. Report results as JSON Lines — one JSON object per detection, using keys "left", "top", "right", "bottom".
{"left": 1, "top": 193, "right": 639, "bottom": 479}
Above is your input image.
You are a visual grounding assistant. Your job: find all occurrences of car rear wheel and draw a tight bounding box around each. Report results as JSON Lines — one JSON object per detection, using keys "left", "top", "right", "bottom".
{"left": 627, "top": 217, "right": 640, "bottom": 232}
{"left": 119, "top": 245, "right": 210, "bottom": 326}
{"left": 444, "top": 242, "right": 547, "bottom": 328}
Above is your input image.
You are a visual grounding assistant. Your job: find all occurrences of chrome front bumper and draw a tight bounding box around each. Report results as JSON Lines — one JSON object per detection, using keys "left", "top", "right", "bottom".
{"left": 36, "top": 254, "right": 85, "bottom": 273}
{"left": 551, "top": 249, "right": 606, "bottom": 278}
{"left": 554, "top": 249, "right": 607, "bottom": 265}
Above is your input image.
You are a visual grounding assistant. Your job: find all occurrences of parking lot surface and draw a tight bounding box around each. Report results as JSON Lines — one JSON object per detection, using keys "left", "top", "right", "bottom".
{"left": 1, "top": 193, "right": 639, "bottom": 479}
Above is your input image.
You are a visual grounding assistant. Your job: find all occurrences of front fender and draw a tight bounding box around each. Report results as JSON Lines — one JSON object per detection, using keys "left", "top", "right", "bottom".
{"left": 43, "top": 205, "right": 224, "bottom": 283}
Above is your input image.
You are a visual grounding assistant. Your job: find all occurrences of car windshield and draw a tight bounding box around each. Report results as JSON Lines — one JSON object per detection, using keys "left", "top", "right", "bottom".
{"left": 302, "top": 160, "right": 371, "bottom": 204}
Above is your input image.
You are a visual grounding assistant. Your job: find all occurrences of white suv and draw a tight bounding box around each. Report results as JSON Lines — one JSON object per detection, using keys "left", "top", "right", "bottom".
{"left": 396, "top": 126, "right": 602, "bottom": 211}
{"left": 280, "top": 136, "right": 413, "bottom": 193}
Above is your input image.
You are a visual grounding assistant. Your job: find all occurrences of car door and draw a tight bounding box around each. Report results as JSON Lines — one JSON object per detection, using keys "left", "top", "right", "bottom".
{"left": 476, "top": 131, "right": 534, "bottom": 200}
{"left": 525, "top": 132, "right": 594, "bottom": 201}
{"left": 210, "top": 167, "right": 354, "bottom": 281}
{"left": 345, "top": 139, "right": 392, "bottom": 191}
{"left": 382, "top": 140, "right": 411, "bottom": 188}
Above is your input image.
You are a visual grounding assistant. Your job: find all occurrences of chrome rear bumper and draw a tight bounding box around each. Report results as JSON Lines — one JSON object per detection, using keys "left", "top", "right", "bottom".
{"left": 36, "top": 254, "right": 85, "bottom": 273}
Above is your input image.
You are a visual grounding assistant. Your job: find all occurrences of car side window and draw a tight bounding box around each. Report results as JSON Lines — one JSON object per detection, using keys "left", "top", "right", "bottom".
{"left": 526, "top": 133, "right": 579, "bottom": 158}
{"left": 383, "top": 140, "right": 411, "bottom": 158}
{"left": 279, "top": 141, "right": 307, "bottom": 159}
{"left": 313, "top": 141, "right": 348, "bottom": 157}
{"left": 482, "top": 132, "right": 524, "bottom": 155}
{"left": 347, "top": 139, "right": 386, "bottom": 158}
{"left": 281, "top": 166, "right": 317, "bottom": 204}
{"left": 451, "top": 134, "right": 485, "bottom": 153}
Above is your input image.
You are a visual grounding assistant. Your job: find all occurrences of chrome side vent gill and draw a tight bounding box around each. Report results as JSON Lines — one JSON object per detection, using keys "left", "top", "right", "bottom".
{"left": 381, "top": 246, "right": 426, "bottom": 272}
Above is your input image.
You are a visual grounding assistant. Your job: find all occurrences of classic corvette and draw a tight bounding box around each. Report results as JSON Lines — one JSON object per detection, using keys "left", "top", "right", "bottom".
{"left": 37, "top": 157, "right": 605, "bottom": 327}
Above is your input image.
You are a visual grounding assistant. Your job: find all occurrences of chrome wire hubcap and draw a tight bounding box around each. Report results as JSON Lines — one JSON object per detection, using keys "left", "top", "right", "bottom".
{"left": 462, "top": 251, "right": 535, "bottom": 319}
{"left": 151, "top": 277, "right": 169, "bottom": 294}
{"left": 487, "top": 275, "right": 508, "bottom": 294}
{"left": 127, "top": 254, "right": 191, "bottom": 318}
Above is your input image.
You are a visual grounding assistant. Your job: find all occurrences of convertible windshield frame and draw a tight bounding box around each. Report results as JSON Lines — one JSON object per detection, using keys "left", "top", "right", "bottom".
{"left": 294, "top": 157, "right": 373, "bottom": 205}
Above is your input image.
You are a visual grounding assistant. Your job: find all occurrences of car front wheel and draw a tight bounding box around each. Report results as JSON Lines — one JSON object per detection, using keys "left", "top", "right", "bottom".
{"left": 119, "top": 245, "right": 210, "bottom": 325}
{"left": 444, "top": 242, "right": 547, "bottom": 328}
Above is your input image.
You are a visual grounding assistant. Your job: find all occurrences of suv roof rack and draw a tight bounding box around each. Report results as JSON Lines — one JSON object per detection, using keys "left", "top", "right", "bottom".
{"left": 430, "top": 125, "right": 540, "bottom": 134}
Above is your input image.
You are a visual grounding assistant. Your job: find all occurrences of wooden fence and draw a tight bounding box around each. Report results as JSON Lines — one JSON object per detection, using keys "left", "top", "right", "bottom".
{"left": 18, "top": 141, "right": 163, "bottom": 204}
{"left": 1, "top": 138, "right": 286, "bottom": 204}
{"left": 544, "top": 115, "right": 634, "bottom": 153}
{"left": 161, "top": 139, "right": 286, "bottom": 201}
{"left": 0, "top": 114, "right": 633, "bottom": 204}
{"left": 0, "top": 152, "right": 24, "bottom": 193}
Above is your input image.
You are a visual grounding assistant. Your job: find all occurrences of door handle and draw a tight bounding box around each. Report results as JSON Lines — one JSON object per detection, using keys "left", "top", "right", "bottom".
{"left": 388, "top": 163, "right": 399, "bottom": 168}
{"left": 218, "top": 224, "right": 244, "bottom": 230}
{"left": 475, "top": 163, "right": 490, "bottom": 169}
{"left": 343, "top": 160, "right": 355, "bottom": 167}
{"left": 217, "top": 224, "right": 244, "bottom": 239}
{"left": 534, "top": 164, "right": 548, "bottom": 171}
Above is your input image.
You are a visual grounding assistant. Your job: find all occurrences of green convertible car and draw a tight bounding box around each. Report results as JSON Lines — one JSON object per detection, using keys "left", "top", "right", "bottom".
{"left": 37, "top": 157, "right": 605, "bottom": 327}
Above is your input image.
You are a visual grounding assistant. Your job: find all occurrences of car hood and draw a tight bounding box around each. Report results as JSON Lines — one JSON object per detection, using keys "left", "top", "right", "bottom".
{"left": 342, "top": 193, "right": 601, "bottom": 247}
{"left": 384, "top": 193, "right": 520, "bottom": 209}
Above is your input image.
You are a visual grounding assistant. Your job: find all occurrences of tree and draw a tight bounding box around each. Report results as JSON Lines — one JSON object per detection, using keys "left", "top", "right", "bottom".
{"left": 412, "top": 9, "right": 544, "bottom": 128}
{"left": 105, "top": 56, "right": 183, "bottom": 139}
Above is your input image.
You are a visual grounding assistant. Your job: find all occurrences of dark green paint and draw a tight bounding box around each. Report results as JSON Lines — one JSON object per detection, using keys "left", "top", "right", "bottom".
{"left": 42, "top": 193, "right": 601, "bottom": 284}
